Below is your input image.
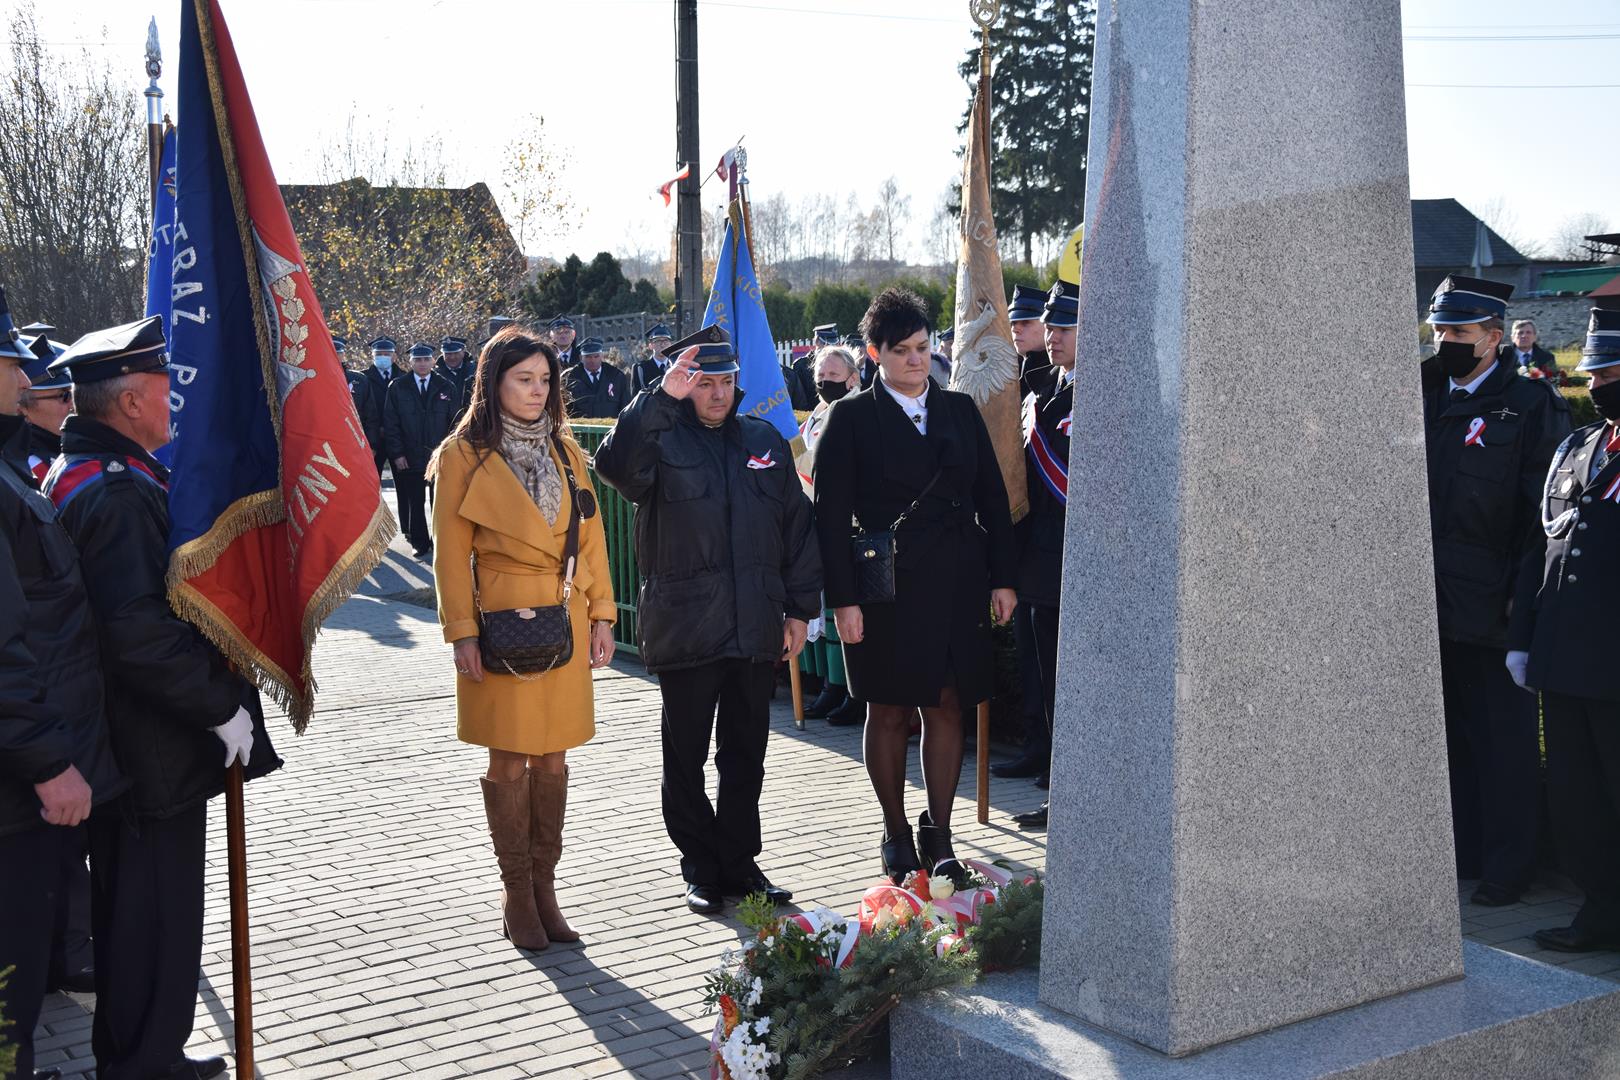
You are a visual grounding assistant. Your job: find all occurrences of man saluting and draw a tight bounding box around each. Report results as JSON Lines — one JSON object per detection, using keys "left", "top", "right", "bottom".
{"left": 594, "top": 325, "right": 821, "bottom": 915}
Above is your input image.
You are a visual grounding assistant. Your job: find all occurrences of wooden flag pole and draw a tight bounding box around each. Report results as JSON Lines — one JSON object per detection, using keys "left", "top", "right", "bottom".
{"left": 977, "top": 702, "right": 990, "bottom": 824}
{"left": 790, "top": 663, "right": 805, "bottom": 732}
{"left": 225, "top": 761, "right": 254, "bottom": 1074}
{"left": 972, "top": 0, "right": 999, "bottom": 827}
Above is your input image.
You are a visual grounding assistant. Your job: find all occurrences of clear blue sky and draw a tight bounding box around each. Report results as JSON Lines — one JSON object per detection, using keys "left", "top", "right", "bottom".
{"left": 12, "top": 0, "right": 1617, "bottom": 262}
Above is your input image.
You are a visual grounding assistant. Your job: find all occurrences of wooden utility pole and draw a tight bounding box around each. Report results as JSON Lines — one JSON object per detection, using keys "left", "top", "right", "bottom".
{"left": 674, "top": 0, "right": 701, "bottom": 335}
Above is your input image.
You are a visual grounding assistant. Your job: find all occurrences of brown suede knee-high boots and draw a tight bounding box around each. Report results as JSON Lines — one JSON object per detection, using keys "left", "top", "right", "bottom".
{"left": 479, "top": 776, "right": 549, "bottom": 950}
{"left": 528, "top": 769, "right": 580, "bottom": 943}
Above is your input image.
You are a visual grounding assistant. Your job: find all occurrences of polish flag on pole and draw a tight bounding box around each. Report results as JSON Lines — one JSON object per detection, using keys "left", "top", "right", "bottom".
{"left": 657, "top": 163, "right": 691, "bottom": 207}
{"left": 715, "top": 147, "right": 739, "bottom": 202}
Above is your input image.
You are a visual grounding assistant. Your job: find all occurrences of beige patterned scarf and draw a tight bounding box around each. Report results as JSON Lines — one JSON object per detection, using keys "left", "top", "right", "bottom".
{"left": 499, "top": 412, "right": 564, "bottom": 525}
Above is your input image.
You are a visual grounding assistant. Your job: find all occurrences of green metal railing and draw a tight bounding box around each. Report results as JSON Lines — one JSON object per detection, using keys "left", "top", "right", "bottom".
{"left": 571, "top": 422, "right": 640, "bottom": 657}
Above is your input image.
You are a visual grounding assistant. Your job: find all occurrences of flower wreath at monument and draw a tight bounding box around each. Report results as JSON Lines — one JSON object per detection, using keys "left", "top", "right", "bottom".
{"left": 703, "top": 859, "right": 1045, "bottom": 1080}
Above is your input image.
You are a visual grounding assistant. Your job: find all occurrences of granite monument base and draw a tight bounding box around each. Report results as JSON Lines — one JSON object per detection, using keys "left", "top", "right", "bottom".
{"left": 892, "top": 943, "right": 1620, "bottom": 1079}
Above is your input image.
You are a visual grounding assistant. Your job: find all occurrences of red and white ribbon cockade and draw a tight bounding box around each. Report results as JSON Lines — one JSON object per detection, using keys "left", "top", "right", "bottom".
{"left": 1602, "top": 473, "right": 1620, "bottom": 504}
{"left": 746, "top": 450, "right": 776, "bottom": 470}
{"left": 1463, "top": 417, "right": 1487, "bottom": 447}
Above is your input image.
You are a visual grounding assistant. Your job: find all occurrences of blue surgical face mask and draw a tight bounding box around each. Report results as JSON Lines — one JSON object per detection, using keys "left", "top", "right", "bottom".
{"left": 375, "top": 355, "right": 392, "bottom": 375}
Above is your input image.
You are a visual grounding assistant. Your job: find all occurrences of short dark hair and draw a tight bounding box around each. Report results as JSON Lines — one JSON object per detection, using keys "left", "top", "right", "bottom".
{"left": 859, "top": 287, "right": 932, "bottom": 351}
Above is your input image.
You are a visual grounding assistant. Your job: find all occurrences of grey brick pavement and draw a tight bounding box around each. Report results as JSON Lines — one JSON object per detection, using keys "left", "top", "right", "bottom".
{"left": 31, "top": 552, "right": 1619, "bottom": 1078}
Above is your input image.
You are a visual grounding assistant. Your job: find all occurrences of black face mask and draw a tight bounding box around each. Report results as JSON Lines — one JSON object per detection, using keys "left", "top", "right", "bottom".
{"left": 1590, "top": 379, "right": 1620, "bottom": 424}
{"left": 1434, "top": 338, "right": 1484, "bottom": 380}
{"left": 817, "top": 380, "right": 851, "bottom": 404}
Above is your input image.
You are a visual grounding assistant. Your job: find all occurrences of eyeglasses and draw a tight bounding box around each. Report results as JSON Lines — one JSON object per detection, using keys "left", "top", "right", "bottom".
{"left": 24, "top": 390, "right": 71, "bottom": 404}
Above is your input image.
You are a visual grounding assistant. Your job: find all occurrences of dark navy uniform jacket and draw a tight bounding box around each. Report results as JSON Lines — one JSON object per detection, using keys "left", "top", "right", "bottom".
{"left": 1422, "top": 359, "right": 1569, "bottom": 649}
{"left": 43, "top": 416, "right": 279, "bottom": 820}
{"left": 1509, "top": 419, "right": 1620, "bottom": 701}
{"left": 1017, "top": 369, "right": 1073, "bottom": 609}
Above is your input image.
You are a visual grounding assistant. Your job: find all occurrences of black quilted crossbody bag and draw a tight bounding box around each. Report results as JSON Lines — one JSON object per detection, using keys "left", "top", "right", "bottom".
{"left": 849, "top": 467, "right": 943, "bottom": 604}
{"left": 473, "top": 431, "right": 595, "bottom": 679}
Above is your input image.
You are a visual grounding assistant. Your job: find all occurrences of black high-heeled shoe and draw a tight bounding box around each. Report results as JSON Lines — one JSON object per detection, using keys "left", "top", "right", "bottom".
{"left": 917, "top": 810, "right": 969, "bottom": 888}
{"left": 881, "top": 826, "right": 921, "bottom": 884}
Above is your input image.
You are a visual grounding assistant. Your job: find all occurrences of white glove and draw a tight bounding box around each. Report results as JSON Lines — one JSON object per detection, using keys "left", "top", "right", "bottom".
{"left": 1505, "top": 650, "right": 1531, "bottom": 692}
{"left": 213, "top": 706, "right": 255, "bottom": 769}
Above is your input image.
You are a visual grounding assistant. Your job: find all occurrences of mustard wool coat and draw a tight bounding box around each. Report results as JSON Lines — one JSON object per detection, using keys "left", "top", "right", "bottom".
{"left": 432, "top": 434, "right": 616, "bottom": 755}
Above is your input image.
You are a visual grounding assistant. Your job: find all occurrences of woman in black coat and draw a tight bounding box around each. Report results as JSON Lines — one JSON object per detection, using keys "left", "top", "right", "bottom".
{"left": 812, "top": 288, "right": 1017, "bottom": 883}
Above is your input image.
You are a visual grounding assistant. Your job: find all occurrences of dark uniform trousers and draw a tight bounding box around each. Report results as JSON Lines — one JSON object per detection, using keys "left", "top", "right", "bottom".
{"left": 1027, "top": 603, "right": 1060, "bottom": 742}
{"left": 89, "top": 802, "right": 208, "bottom": 1079}
{"left": 658, "top": 658, "right": 775, "bottom": 886}
{"left": 1439, "top": 637, "right": 1540, "bottom": 887}
{"left": 0, "top": 824, "right": 70, "bottom": 1078}
{"left": 1544, "top": 692, "right": 1620, "bottom": 934}
{"left": 1011, "top": 603, "right": 1049, "bottom": 756}
{"left": 396, "top": 467, "right": 431, "bottom": 552}
{"left": 50, "top": 825, "right": 93, "bottom": 983}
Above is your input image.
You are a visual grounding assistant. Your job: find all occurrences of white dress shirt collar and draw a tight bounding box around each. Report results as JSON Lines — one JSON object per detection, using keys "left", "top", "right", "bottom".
{"left": 880, "top": 376, "right": 929, "bottom": 434}
{"left": 1451, "top": 359, "right": 1498, "bottom": 397}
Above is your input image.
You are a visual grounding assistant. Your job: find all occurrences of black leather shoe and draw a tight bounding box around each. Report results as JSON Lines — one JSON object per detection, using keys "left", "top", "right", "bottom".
{"left": 990, "top": 752, "right": 1047, "bottom": 779}
{"left": 825, "top": 696, "right": 866, "bottom": 727}
{"left": 1469, "top": 881, "right": 1521, "bottom": 907}
{"left": 35, "top": 1069, "right": 62, "bottom": 1080}
{"left": 684, "top": 882, "right": 726, "bottom": 915}
{"left": 47, "top": 962, "right": 96, "bottom": 994}
{"left": 803, "top": 685, "right": 847, "bottom": 720}
{"left": 917, "top": 810, "right": 968, "bottom": 888}
{"left": 1533, "top": 924, "right": 1620, "bottom": 953}
{"left": 1034, "top": 772, "right": 1050, "bottom": 790}
{"left": 725, "top": 873, "right": 793, "bottom": 904}
{"left": 164, "top": 1057, "right": 228, "bottom": 1079}
{"left": 881, "top": 827, "right": 921, "bottom": 883}
{"left": 1013, "top": 802, "right": 1048, "bottom": 829}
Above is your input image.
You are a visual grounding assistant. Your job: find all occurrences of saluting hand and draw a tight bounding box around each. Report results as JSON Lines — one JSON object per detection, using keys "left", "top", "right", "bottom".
{"left": 36, "top": 765, "right": 93, "bottom": 827}
{"left": 658, "top": 347, "right": 703, "bottom": 401}
{"left": 834, "top": 605, "right": 863, "bottom": 644}
{"left": 991, "top": 588, "right": 1017, "bottom": 626}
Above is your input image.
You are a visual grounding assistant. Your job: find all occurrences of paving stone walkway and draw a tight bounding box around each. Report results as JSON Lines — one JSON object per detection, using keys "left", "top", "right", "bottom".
{"left": 32, "top": 549, "right": 1620, "bottom": 1078}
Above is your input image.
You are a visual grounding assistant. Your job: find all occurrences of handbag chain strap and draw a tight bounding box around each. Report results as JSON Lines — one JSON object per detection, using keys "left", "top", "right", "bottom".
{"left": 885, "top": 467, "right": 945, "bottom": 534}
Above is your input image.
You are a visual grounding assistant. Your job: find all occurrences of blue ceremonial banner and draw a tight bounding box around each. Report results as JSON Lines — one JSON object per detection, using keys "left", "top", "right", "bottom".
{"left": 703, "top": 202, "right": 798, "bottom": 441}
{"left": 146, "top": 125, "right": 178, "bottom": 463}
{"left": 169, "top": 0, "right": 281, "bottom": 557}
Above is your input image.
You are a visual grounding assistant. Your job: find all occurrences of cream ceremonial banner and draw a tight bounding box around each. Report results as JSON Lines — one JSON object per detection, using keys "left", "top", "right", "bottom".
{"left": 949, "top": 76, "right": 1028, "bottom": 522}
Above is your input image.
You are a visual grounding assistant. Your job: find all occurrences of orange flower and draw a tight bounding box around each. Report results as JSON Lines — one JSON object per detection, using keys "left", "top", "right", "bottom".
{"left": 719, "top": 993, "right": 740, "bottom": 1038}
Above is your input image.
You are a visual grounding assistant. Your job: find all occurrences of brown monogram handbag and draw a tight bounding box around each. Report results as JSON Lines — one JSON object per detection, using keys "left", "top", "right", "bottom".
{"left": 472, "top": 431, "right": 592, "bottom": 678}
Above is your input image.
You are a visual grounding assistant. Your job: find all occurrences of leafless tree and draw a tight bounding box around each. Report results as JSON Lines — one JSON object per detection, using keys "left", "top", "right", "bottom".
{"left": 1476, "top": 197, "right": 1544, "bottom": 260}
{"left": 873, "top": 176, "right": 912, "bottom": 262}
{"left": 0, "top": 1, "right": 147, "bottom": 336}
{"left": 1548, "top": 212, "right": 1613, "bottom": 262}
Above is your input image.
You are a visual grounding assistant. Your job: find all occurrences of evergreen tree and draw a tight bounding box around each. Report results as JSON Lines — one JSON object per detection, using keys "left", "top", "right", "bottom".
{"left": 522, "top": 251, "right": 661, "bottom": 318}
{"left": 958, "top": 0, "right": 1096, "bottom": 265}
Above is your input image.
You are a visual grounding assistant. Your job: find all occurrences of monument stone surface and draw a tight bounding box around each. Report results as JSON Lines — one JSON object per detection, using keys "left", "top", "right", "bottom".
{"left": 894, "top": 0, "right": 1620, "bottom": 1074}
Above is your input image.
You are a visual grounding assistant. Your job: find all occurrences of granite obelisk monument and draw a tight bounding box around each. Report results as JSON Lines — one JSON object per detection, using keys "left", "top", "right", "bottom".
{"left": 893, "top": 0, "right": 1620, "bottom": 1074}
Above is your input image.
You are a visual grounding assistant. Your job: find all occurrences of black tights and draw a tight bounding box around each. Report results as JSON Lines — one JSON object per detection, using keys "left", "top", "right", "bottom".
{"left": 865, "top": 684, "right": 964, "bottom": 837}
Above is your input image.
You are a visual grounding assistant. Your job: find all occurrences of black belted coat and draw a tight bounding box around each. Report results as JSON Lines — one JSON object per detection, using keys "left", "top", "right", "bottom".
{"left": 813, "top": 379, "right": 1017, "bottom": 707}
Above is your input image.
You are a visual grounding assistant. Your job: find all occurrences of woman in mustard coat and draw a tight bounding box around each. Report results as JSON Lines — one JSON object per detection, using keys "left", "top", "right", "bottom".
{"left": 430, "top": 327, "right": 616, "bottom": 951}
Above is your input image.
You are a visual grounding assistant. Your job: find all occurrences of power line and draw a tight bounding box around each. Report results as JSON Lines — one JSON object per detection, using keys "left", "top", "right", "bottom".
{"left": 1405, "top": 31, "right": 1620, "bottom": 41}
{"left": 1408, "top": 82, "right": 1620, "bottom": 89}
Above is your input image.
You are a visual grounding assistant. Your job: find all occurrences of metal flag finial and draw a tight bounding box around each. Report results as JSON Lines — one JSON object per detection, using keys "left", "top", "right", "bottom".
{"left": 970, "top": 0, "right": 999, "bottom": 29}
{"left": 145, "top": 17, "right": 161, "bottom": 80}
